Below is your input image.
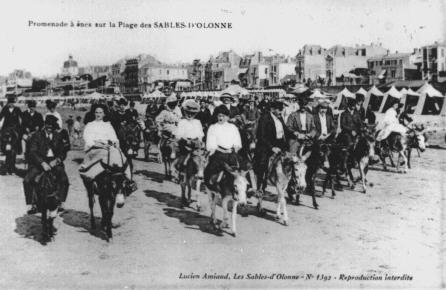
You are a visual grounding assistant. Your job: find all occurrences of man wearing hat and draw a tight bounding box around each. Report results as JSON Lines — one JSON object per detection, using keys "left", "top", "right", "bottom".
{"left": 355, "top": 93, "right": 366, "bottom": 122}
{"left": 125, "top": 101, "right": 139, "bottom": 122}
{"left": 313, "top": 101, "right": 336, "bottom": 142}
{"left": 195, "top": 99, "right": 212, "bottom": 130}
{"left": 0, "top": 95, "right": 22, "bottom": 132}
{"left": 255, "top": 100, "right": 294, "bottom": 191}
{"left": 22, "top": 100, "right": 44, "bottom": 158}
{"left": 23, "top": 115, "right": 69, "bottom": 215}
{"left": 111, "top": 98, "right": 130, "bottom": 130}
{"left": 286, "top": 98, "right": 316, "bottom": 153}
{"left": 338, "top": 98, "right": 362, "bottom": 148}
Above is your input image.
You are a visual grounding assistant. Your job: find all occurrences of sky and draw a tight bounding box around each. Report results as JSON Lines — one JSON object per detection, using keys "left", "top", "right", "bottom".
{"left": 0, "top": 0, "right": 444, "bottom": 77}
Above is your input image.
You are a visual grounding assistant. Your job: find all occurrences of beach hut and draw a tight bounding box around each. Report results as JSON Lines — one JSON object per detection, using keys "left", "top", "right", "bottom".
{"left": 364, "top": 85, "right": 384, "bottom": 111}
{"left": 355, "top": 87, "right": 368, "bottom": 97}
{"left": 414, "top": 83, "right": 444, "bottom": 115}
{"left": 334, "top": 87, "right": 355, "bottom": 110}
{"left": 379, "top": 86, "right": 403, "bottom": 113}
{"left": 401, "top": 88, "right": 420, "bottom": 113}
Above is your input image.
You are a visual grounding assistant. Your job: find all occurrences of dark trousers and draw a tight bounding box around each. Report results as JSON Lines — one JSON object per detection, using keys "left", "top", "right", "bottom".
{"left": 23, "top": 164, "right": 69, "bottom": 205}
{"left": 204, "top": 151, "right": 246, "bottom": 186}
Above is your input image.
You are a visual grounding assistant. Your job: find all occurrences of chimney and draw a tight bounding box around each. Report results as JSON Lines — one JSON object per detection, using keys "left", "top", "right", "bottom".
{"left": 386, "top": 50, "right": 390, "bottom": 55}
{"left": 395, "top": 50, "right": 398, "bottom": 54}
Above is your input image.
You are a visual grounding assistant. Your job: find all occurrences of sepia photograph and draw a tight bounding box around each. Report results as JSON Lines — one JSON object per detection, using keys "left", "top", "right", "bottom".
{"left": 0, "top": 0, "right": 445, "bottom": 288}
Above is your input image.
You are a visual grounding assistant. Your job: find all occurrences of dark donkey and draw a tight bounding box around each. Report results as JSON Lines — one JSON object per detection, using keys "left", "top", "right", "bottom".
{"left": 143, "top": 116, "right": 161, "bottom": 162}
{"left": 34, "top": 170, "right": 59, "bottom": 244}
{"left": 83, "top": 148, "right": 130, "bottom": 241}
{"left": 1, "top": 126, "right": 20, "bottom": 174}
{"left": 119, "top": 120, "right": 142, "bottom": 176}
{"left": 177, "top": 138, "right": 208, "bottom": 211}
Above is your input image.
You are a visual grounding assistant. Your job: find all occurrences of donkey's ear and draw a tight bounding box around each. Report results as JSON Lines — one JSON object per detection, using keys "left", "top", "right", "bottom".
{"left": 301, "top": 150, "right": 312, "bottom": 162}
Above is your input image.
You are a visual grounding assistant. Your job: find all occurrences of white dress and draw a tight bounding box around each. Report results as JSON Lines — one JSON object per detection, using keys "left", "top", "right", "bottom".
{"left": 83, "top": 120, "right": 119, "bottom": 151}
{"left": 376, "top": 107, "right": 407, "bottom": 141}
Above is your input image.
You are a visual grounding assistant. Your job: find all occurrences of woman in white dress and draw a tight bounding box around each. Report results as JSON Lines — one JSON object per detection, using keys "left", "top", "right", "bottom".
{"left": 80, "top": 104, "right": 131, "bottom": 180}
{"left": 376, "top": 100, "right": 407, "bottom": 141}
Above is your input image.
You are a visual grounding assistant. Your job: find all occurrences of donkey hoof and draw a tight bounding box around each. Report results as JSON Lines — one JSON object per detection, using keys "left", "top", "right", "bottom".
{"left": 231, "top": 232, "right": 237, "bottom": 238}
{"left": 221, "top": 222, "right": 229, "bottom": 229}
{"left": 313, "top": 204, "right": 319, "bottom": 210}
{"left": 283, "top": 220, "right": 289, "bottom": 226}
{"left": 196, "top": 206, "right": 201, "bottom": 212}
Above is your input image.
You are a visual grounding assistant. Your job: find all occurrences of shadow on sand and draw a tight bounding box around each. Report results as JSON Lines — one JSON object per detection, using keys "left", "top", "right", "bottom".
{"left": 134, "top": 170, "right": 164, "bottom": 183}
{"left": 144, "top": 189, "right": 227, "bottom": 236}
{"left": 15, "top": 214, "right": 53, "bottom": 245}
{"left": 60, "top": 209, "right": 117, "bottom": 241}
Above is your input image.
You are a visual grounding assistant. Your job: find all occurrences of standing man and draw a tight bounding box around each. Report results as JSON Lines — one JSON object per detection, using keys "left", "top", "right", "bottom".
{"left": 254, "top": 100, "right": 293, "bottom": 192}
{"left": 0, "top": 95, "right": 22, "bottom": 132}
{"left": 355, "top": 94, "right": 366, "bottom": 122}
{"left": 211, "top": 93, "right": 239, "bottom": 124}
{"left": 286, "top": 98, "right": 316, "bottom": 153}
{"left": 23, "top": 115, "right": 69, "bottom": 214}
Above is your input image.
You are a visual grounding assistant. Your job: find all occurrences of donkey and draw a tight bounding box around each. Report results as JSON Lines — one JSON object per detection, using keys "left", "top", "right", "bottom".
{"left": 159, "top": 131, "right": 177, "bottom": 180}
{"left": 206, "top": 163, "right": 249, "bottom": 237}
{"left": 261, "top": 149, "right": 311, "bottom": 224}
{"left": 34, "top": 170, "right": 59, "bottom": 244}
{"left": 177, "top": 139, "right": 208, "bottom": 211}
{"left": 119, "top": 120, "right": 142, "bottom": 176}
{"left": 406, "top": 126, "right": 427, "bottom": 169}
{"left": 351, "top": 128, "right": 376, "bottom": 193}
{"left": 143, "top": 116, "right": 161, "bottom": 162}
{"left": 377, "top": 132, "right": 409, "bottom": 173}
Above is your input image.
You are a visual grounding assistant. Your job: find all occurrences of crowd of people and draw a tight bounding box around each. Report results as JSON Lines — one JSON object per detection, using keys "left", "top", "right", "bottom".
{"left": 0, "top": 90, "right": 416, "bottom": 218}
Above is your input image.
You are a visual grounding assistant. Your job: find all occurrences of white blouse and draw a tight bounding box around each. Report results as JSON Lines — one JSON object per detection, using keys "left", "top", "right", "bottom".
{"left": 206, "top": 122, "right": 241, "bottom": 153}
{"left": 176, "top": 119, "right": 204, "bottom": 140}
{"left": 83, "top": 120, "right": 119, "bottom": 150}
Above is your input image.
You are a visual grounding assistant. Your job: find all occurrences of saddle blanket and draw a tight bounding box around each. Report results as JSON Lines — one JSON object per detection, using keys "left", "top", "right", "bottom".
{"left": 79, "top": 147, "right": 130, "bottom": 179}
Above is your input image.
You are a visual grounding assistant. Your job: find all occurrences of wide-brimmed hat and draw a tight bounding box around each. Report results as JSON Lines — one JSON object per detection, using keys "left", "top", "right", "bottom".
{"left": 27, "top": 100, "right": 36, "bottom": 108}
{"left": 166, "top": 95, "right": 177, "bottom": 103}
{"left": 220, "top": 93, "right": 233, "bottom": 101}
{"left": 182, "top": 100, "right": 200, "bottom": 113}
{"left": 318, "top": 101, "right": 329, "bottom": 109}
{"left": 44, "top": 115, "right": 60, "bottom": 129}
{"left": 270, "top": 100, "right": 286, "bottom": 110}
{"left": 46, "top": 99, "right": 56, "bottom": 108}
{"left": 7, "top": 95, "right": 16, "bottom": 103}
{"left": 347, "top": 98, "right": 357, "bottom": 108}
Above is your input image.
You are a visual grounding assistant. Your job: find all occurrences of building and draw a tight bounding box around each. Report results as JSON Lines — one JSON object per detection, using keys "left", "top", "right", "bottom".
{"left": 78, "top": 65, "right": 111, "bottom": 79}
{"left": 187, "top": 59, "right": 205, "bottom": 90}
{"left": 420, "top": 42, "right": 446, "bottom": 83}
{"left": 269, "top": 56, "right": 296, "bottom": 86}
{"left": 204, "top": 50, "right": 242, "bottom": 90}
{"left": 367, "top": 51, "right": 421, "bottom": 85}
{"left": 139, "top": 63, "right": 188, "bottom": 92}
{"left": 6, "top": 69, "right": 33, "bottom": 95}
{"left": 110, "top": 59, "right": 127, "bottom": 92}
{"left": 61, "top": 55, "right": 79, "bottom": 76}
{"left": 295, "top": 45, "right": 327, "bottom": 83}
{"left": 325, "top": 43, "right": 388, "bottom": 85}
{"left": 123, "top": 58, "right": 139, "bottom": 94}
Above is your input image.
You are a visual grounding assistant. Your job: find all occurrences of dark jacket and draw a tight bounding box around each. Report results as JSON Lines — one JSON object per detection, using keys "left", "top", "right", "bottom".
{"left": 28, "top": 129, "right": 68, "bottom": 169}
{"left": 22, "top": 110, "right": 44, "bottom": 134}
{"left": 0, "top": 106, "right": 22, "bottom": 131}
{"left": 355, "top": 105, "right": 366, "bottom": 122}
{"left": 313, "top": 112, "right": 336, "bottom": 139}
{"left": 286, "top": 111, "right": 316, "bottom": 136}
{"left": 340, "top": 109, "right": 362, "bottom": 135}
{"left": 256, "top": 113, "right": 293, "bottom": 154}
{"left": 196, "top": 108, "right": 212, "bottom": 127}
{"left": 125, "top": 108, "right": 139, "bottom": 121}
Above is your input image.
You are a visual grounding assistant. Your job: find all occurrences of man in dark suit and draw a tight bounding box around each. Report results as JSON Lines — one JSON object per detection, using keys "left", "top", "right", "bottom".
{"left": 313, "top": 101, "right": 336, "bottom": 143}
{"left": 338, "top": 98, "right": 363, "bottom": 148}
{"left": 254, "top": 100, "right": 294, "bottom": 191}
{"left": 23, "top": 115, "right": 69, "bottom": 214}
{"left": 355, "top": 93, "right": 366, "bottom": 122}
{"left": 286, "top": 98, "right": 316, "bottom": 153}
{"left": 195, "top": 99, "right": 212, "bottom": 129}
{"left": 125, "top": 101, "right": 139, "bottom": 121}
{"left": 0, "top": 95, "right": 23, "bottom": 155}
{"left": 22, "top": 100, "right": 44, "bottom": 163}
{"left": 22, "top": 100, "right": 44, "bottom": 135}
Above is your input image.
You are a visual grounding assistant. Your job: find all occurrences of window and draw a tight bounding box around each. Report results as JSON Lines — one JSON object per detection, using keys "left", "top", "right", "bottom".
{"left": 399, "top": 59, "right": 403, "bottom": 65}
{"left": 442, "top": 49, "right": 444, "bottom": 57}
{"left": 265, "top": 68, "right": 268, "bottom": 74}
{"left": 167, "top": 70, "right": 169, "bottom": 75}
{"left": 391, "top": 70, "right": 396, "bottom": 78}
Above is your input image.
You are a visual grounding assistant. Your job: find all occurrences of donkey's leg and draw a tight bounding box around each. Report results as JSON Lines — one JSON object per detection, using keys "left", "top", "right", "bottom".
{"left": 209, "top": 192, "right": 218, "bottom": 229}
{"left": 221, "top": 195, "right": 231, "bottom": 229}
{"left": 88, "top": 191, "right": 96, "bottom": 230}
{"left": 41, "top": 206, "right": 48, "bottom": 243}
{"left": 407, "top": 148, "right": 412, "bottom": 169}
{"left": 180, "top": 179, "right": 187, "bottom": 205}
{"left": 358, "top": 158, "right": 367, "bottom": 193}
{"left": 400, "top": 151, "right": 408, "bottom": 173}
{"left": 195, "top": 178, "right": 202, "bottom": 212}
{"left": 231, "top": 200, "right": 238, "bottom": 237}
{"left": 279, "top": 187, "right": 289, "bottom": 225}
{"left": 311, "top": 175, "right": 319, "bottom": 210}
